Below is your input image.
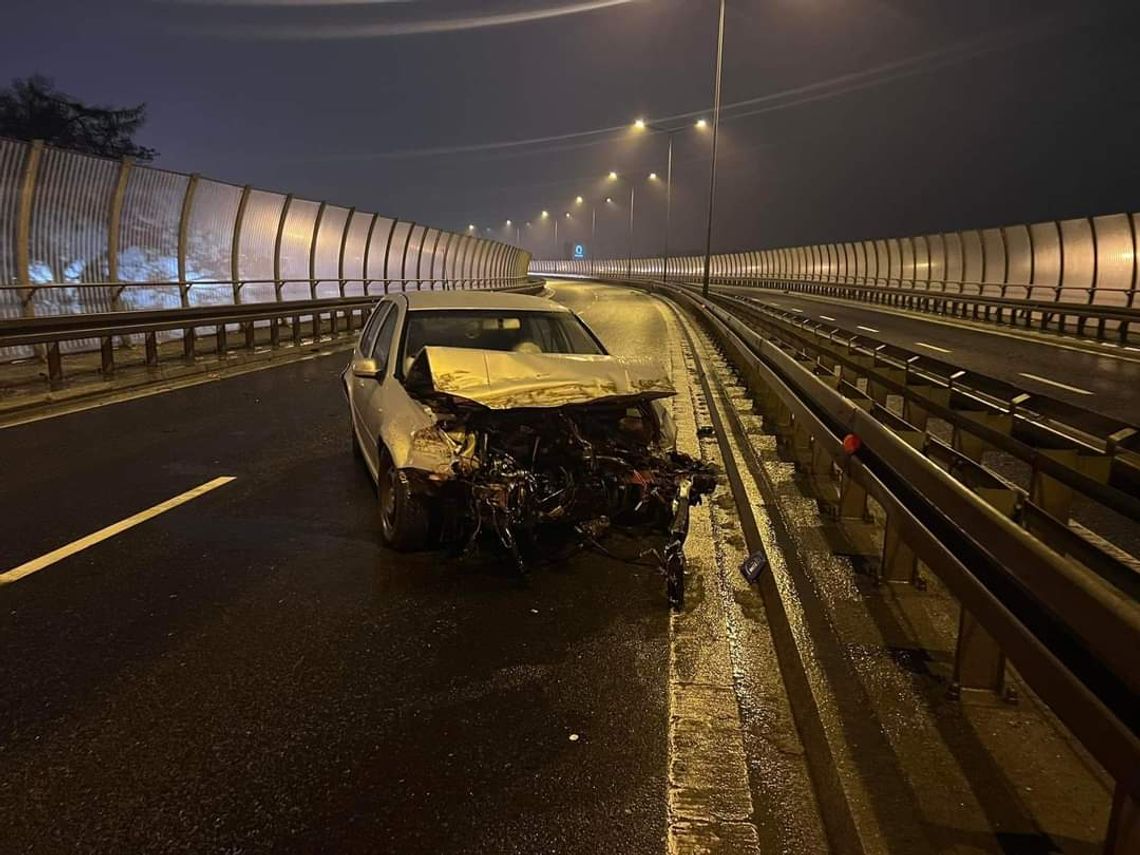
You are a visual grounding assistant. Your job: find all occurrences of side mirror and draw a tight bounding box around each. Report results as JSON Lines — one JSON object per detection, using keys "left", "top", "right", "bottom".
{"left": 352, "top": 358, "right": 383, "bottom": 379}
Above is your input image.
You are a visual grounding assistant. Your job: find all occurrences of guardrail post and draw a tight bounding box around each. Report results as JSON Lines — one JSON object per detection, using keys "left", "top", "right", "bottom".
{"left": 880, "top": 521, "right": 917, "bottom": 584}
{"left": 950, "top": 410, "right": 1011, "bottom": 463}
{"left": 100, "top": 336, "right": 114, "bottom": 376}
{"left": 145, "top": 332, "right": 158, "bottom": 367}
{"left": 950, "top": 487, "right": 1016, "bottom": 698}
{"left": 1028, "top": 451, "right": 1111, "bottom": 528}
{"left": 837, "top": 474, "right": 867, "bottom": 520}
{"left": 46, "top": 342, "right": 62, "bottom": 384}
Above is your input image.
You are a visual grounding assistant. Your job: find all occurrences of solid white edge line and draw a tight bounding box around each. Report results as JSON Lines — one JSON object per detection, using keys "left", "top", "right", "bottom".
{"left": 0, "top": 476, "right": 237, "bottom": 586}
{"left": 856, "top": 325, "right": 880, "bottom": 333}
{"left": 1018, "top": 372, "right": 1094, "bottom": 396}
{"left": 914, "top": 341, "right": 952, "bottom": 354}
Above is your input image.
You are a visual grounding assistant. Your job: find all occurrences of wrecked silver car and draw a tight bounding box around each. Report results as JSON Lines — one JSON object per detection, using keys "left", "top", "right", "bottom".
{"left": 343, "top": 291, "right": 713, "bottom": 607}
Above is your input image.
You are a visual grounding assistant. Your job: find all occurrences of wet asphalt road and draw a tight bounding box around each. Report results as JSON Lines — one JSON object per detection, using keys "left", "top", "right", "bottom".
{"left": 0, "top": 284, "right": 680, "bottom": 853}
{"left": 708, "top": 285, "right": 1140, "bottom": 424}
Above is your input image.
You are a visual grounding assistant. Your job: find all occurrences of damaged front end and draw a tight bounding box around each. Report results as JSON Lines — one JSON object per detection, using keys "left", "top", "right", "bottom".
{"left": 398, "top": 346, "right": 716, "bottom": 609}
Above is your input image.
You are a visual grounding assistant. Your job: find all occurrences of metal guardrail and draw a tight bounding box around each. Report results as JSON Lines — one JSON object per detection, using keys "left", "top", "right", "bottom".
{"left": 654, "top": 281, "right": 1139, "bottom": 854}
{"left": 535, "top": 268, "right": 1140, "bottom": 344}
{"left": 709, "top": 277, "right": 1140, "bottom": 343}
{"left": 0, "top": 277, "right": 546, "bottom": 385}
{"left": 533, "top": 207, "right": 1140, "bottom": 312}
{"left": 0, "top": 137, "right": 532, "bottom": 360}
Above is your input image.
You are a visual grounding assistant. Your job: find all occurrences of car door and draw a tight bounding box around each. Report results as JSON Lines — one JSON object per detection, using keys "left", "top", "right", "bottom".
{"left": 354, "top": 305, "right": 402, "bottom": 477}
{"left": 349, "top": 302, "right": 391, "bottom": 461}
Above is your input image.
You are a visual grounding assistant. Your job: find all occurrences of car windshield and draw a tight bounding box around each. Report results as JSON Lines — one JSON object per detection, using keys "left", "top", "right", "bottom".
{"left": 402, "top": 309, "right": 604, "bottom": 367}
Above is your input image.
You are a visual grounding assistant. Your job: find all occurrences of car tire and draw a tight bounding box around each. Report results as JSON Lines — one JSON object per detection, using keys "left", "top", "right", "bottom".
{"left": 377, "top": 447, "right": 431, "bottom": 550}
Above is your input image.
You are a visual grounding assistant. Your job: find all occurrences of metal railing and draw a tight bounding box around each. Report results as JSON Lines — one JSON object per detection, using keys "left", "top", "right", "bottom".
{"left": 0, "top": 137, "right": 532, "bottom": 359}
{"left": 653, "top": 280, "right": 1139, "bottom": 854}
{"left": 0, "top": 277, "right": 546, "bottom": 386}
{"left": 532, "top": 208, "right": 1140, "bottom": 338}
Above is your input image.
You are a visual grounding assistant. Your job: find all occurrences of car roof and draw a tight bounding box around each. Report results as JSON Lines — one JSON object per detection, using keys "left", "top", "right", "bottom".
{"left": 397, "top": 290, "right": 569, "bottom": 313}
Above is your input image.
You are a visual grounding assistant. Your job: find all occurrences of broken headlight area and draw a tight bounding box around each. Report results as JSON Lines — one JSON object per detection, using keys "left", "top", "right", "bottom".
{"left": 414, "top": 401, "right": 716, "bottom": 608}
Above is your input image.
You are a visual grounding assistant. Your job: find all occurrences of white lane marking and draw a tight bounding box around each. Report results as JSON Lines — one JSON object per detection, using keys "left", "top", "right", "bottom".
{"left": 857, "top": 325, "right": 880, "bottom": 334}
{"left": 915, "top": 341, "right": 952, "bottom": 354}
{"left": 1018, "top": 373, "right": 1094, "bottom": 396}
{"left": 0, "top": 476, "right": 237, "bottom": 586}
{"left": 819, "top": 315, "right": 836, "bottom": 322}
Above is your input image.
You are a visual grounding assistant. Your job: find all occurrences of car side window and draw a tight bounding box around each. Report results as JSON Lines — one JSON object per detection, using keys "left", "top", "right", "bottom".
{"left": 371, "top": 310, "right": 400, "bottom": 374}
{"left": 359, "top": 304, "right": 390, "bottom": 357}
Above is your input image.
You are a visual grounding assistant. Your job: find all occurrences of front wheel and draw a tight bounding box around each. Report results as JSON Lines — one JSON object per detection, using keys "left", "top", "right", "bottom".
{"left": 377, "top": 449, "right": 431, "bottom": 550}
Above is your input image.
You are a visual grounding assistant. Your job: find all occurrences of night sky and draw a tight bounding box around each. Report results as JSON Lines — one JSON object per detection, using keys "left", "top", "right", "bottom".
{"left": 2, "top": 0, "right": 1137, "bottom": 259}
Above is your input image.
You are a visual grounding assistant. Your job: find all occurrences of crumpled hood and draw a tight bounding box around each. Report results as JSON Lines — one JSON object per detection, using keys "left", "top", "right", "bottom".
{"left": 405, "top": 346, "right": 675, "bottom": 410}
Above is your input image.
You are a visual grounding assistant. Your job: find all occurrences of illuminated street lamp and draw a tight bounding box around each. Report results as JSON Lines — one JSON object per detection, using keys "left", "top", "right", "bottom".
{"left": 633, "top": 114, "right": 711, "bottom": 283}
{"left": 607, "top": 171, "right": 640, "bottom": 281}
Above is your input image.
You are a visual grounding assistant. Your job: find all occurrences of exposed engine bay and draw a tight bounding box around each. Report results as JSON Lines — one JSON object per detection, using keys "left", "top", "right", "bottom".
{"left": 402, "top": 347, "right": 717, "bottom": 608}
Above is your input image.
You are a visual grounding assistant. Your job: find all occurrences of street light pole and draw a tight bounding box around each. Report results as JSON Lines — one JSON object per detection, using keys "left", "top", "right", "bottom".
{"left": 701, "top": 0, "right": 726, "bottom": 297}
{"left": 664, "top": 133, "right": 673, "bottom": 282}
{"left": 627, "top": 183, "right": 636, "bottom": 280}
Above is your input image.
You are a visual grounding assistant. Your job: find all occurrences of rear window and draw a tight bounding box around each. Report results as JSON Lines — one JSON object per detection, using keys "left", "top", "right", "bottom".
{"left": 402, "top": 310, "right": 604, "bottom": 365}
